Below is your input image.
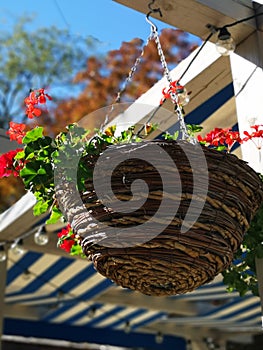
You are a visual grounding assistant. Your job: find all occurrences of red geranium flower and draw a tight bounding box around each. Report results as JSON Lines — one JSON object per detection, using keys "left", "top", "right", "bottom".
{"left": 0, "top": 149, "right": 23, "bottom": 178}
{"left": 57, "top": 224, "right": 72, "bottom": 239}
{"left": 25, "top": 102, "right": 42, "bottom": 119}
{"left": 160, "top": 80, "right": 187, "bottom": 105}
{"left": 6, "top": 122, "right": 26, "bottom": 144}
{"left": 37, "top": 88, "right": 52, "bottom": 104}
{"left": 24, "top": 89, "right": 52, "bottom": 119}
{"left": 57, "top": 224, "right": 76, "bottom": 253}
{"left": 242, "top": 125, "right": 263, "bottom": 150}
{"left": 198, "top": 128, "right": 241, "bottom": 152}
{"left": 59, "top": 239, "right": 76, "bottom": 253}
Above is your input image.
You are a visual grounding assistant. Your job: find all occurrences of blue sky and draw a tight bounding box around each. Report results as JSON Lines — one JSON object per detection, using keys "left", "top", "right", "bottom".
{"left": 0, "top": 0, "right": 186, "bottom": 52}
{"left": 0, "top": 0, "right": 200, "bottom": 105}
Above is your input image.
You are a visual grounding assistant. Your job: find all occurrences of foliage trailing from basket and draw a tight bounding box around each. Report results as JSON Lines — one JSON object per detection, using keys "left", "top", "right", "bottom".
{"left": 222, "top": 203, "right": 263, "bottom": 297}
{"left": 1, "top": 87, "right": 263, "bottom": 296}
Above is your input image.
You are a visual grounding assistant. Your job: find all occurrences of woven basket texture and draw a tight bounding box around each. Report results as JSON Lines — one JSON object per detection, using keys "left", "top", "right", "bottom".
{"left": 56, "top": 140, "right": 263, "bottom": 296}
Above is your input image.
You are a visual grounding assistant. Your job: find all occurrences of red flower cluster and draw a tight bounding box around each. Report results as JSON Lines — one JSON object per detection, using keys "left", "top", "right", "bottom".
{"left": 197, "top": 127, "right": 241, "bottom": 152}
{"left": 5, "top": 89, "right": 52, "bottom": 144}
{"left": 57, "top": 224, "right": 76, "bottom": 253}
{"left": 6, "top": 121, "right": 26, "bottom": 144}
{"left": 242, "top": 125, "right": 263, "bottom": 150}
{"left": 24, "top": 88, "right": 52, "bottom": 119}
{"left": 0, "top": 149, "right": 24, "bottom": 178}
{"left": 160, "top": 80, "right": 186, "bottom": 105}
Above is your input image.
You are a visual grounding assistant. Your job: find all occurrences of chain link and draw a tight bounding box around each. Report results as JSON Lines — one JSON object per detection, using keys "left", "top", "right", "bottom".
{"left": 116, "top": 36, "right": 152, "bottom": 103}
{"left": 102, "top": 36, "right": 152, "bottom": 128}
{"left": 149, "top": 22, "right": 197, "bottom": 144}
{"left": 150, "top": 26, "right": 173, "bottom": 85}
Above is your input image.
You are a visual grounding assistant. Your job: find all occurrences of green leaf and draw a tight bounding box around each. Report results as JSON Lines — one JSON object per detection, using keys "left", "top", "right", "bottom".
{"left": 37, "top": 136, "right": 53, "bottom": 147}
{"left": 26, "top": 152, "right": 35, "bottom": 160}
{"left": 14, "top": 150, "right": 25, "bottom": 160}
{"left": 226, "top": 286, "right": 235, "bottom": 293}
{"left": 33, "top": 200, "right": 50, "bottom": 216}
{"left": 46, "top": 207, "right": 63, "bottom": 224}
{"left": 37, "top": 168, "right": 47, "bottom": 175}
{"left": 163, "top": 131, "right": 179, "bottom": 140}
{"left": 22, "top": 127, "right": 44, "bottom": 144}
{"left": 187, "top": 124, "right": 203, "bottom": 133}
{"left": 20, "top": 166, "right": 37, "bottom": 176}
{"left": 70, "top": 244, "right": 84, "bottom": 257}
{"left": 215, "top": 145, "right": 227, "bottom": 151}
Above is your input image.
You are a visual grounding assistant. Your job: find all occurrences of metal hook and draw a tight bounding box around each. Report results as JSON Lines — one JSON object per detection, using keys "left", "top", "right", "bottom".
{"left": 146, "top": 12, "right": 158, "bottom": 32}
{"left": 148, "top": 0, "right": 163, "bottom": 16}
{"left": 146, "top": 0, "right": 163, "bottom": 31}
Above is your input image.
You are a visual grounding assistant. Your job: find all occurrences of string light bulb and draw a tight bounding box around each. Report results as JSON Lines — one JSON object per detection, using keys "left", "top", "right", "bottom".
{"left": 0, "top": 245, "right": 7, "bottom": 262}
{"left": 10, "top": 239, "right": 25, "bottom": 256}
{"left": 124, "top": 321, "right": 131, "bottom": 334}
{"left": 57, "top": 290, "right": 65, "bottom": 301}
{"left": 34, "top": 226, "right": 49, "bottom": 246}
{"left": 215, "top": 27, "right": 235, "bottom": 56}
{"left": 177, "top": 86, "right": 190, "bottom": 106}
{"left": 155, "top": 331, "right": 164, "bottom": 344}
{"left": 88, "top": 306, "right": 96, "bottom": 318}
{"left": 22, "top": 269, "right": 31, "bottom": 280}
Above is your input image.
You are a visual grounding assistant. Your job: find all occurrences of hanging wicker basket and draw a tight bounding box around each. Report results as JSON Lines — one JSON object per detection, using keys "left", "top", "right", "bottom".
{"left": 56, "top": 139, "right": 263, "bottom": 296}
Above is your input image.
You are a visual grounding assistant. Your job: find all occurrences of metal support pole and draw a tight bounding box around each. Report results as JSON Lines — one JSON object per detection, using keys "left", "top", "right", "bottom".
{"left": 231, "top": 2, "right": 263, "bottom": 331}
{"left": 253, "top": 3, "right": 263, "bottom": 68}
{"left": 255, "top": 257, "right": 263, "bottom": 328}
{"left": 0, "top": 248, "right": 8, "bottom": 350}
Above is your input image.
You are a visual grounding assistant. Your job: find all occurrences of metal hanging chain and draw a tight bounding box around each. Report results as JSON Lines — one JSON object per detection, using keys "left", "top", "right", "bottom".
{"left": 146, "top": 14, "right": 172, "bottom": 84}
{"left": 115, "top": 36, "right": 153, "bottom": 104}
{"left": 146, "top": 11, "right": 196, "bottom": 143}
{"left": 102, "top": 35, "right": 153, "bottom": 128}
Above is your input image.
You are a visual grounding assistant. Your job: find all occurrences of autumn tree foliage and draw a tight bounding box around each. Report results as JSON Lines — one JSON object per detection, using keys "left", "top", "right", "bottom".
{"left": 0, "top": 18, "right": 96, "bottom": 130}
{"left": 49, "top": 28, "right": 198, "bottom": 134}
